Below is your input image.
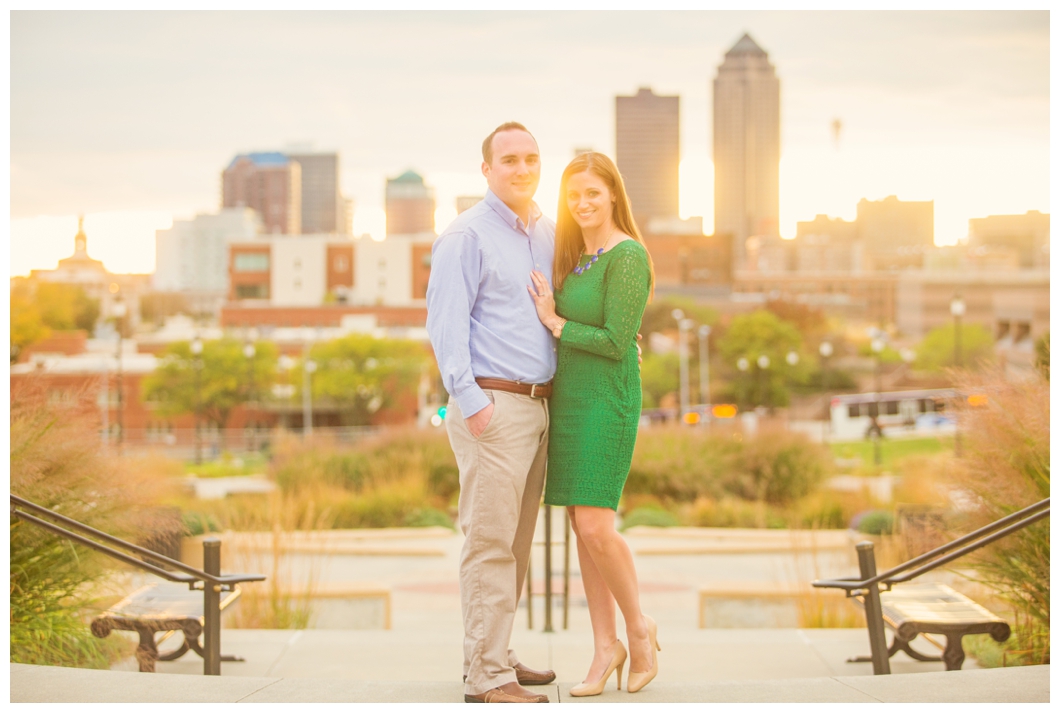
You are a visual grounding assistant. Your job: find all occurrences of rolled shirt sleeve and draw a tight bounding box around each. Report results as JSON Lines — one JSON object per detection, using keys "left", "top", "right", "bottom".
{"left": 427, "top": 231, "right": 491, "bottom": 418}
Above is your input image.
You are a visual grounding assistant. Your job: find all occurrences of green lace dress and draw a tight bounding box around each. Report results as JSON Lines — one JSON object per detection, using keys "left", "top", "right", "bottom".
{"left": 544, "top": 240, "right": 652, "bottom": 510}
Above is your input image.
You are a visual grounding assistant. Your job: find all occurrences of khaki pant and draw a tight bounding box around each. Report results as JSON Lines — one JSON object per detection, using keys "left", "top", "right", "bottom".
{"left": 445, "top": 390, "right": 548, "bottom": 695}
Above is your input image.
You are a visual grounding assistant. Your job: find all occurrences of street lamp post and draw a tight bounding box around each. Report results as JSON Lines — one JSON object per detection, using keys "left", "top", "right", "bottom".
{"left": 698, "top": 325, "right": 711, "bottom": 426}
{"left": 672, "top": 309, "right": 691, "bottom": 424}
{"left": 950, "top": 295, "right": 965, "bottom": 368}
{"left": 756, "top": 354, "right": 770, "bottom": 411}
{"left": 871, "top": 334, "right": 885, "bottom": 466}
{"left": 819, "top": 341, "right": 834, "bottom": 441}
{"left": 191, "top": 337, "right": 204, "bottom": 465}
{"left": 303, "top": 357, "right": 317, "bottom": 437}
{"left": 112, "top": 300, "right": 127, "bottom": 452}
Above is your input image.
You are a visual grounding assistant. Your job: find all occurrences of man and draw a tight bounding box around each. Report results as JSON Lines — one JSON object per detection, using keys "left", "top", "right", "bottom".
{"left": 426, "top": 122, "right": 556, "bottom": 704}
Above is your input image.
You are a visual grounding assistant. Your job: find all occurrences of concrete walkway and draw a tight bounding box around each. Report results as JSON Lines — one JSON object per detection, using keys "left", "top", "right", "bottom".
{"left": 10, "top": 662, "right": 1050, "bottom": 703}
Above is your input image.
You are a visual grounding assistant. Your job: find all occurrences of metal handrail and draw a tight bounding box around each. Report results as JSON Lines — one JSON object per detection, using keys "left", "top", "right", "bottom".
{"left": 10, "top": 493, "right": 266, "bottom": 675}
{"left": 813, "top": 498, "right": 1049, "bottom": 594}
{"left": 812, "top": 497, "right": 1049, "bottom": 675}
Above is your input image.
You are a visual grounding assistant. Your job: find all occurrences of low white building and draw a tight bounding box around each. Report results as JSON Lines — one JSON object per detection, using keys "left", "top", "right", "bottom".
{"left": 154, "top": 208, "right": 262, "bottom": 293}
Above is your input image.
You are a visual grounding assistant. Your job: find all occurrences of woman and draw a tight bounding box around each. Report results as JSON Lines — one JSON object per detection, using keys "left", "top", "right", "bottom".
{"left": 527, "top": 152, "right": 659, "bottom": 696}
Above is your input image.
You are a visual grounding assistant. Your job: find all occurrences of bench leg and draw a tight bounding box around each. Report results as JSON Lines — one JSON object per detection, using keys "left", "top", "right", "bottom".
{"left": 134, "top": 629, "right": 160, "bottom": 673}
{"left": 942, "top": 635, "right": 966, "bottom": 671}
{"left": 892, "top": 634, "right": 942, "bottom": 663}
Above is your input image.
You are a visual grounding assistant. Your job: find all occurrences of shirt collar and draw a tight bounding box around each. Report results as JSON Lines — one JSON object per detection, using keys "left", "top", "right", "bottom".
{"left": 484, "top": 189, "right": 541, "bottom": 236}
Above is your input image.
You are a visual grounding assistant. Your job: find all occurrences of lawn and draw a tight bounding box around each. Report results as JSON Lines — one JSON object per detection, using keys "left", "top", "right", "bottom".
{"left": 829, "top": 435, "right": 953, "bottom": 470}
{"left": 183, "top": 453, "right": 270, "bottom": 478}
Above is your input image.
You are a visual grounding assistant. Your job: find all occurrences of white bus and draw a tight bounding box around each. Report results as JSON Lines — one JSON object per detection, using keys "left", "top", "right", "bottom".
{"left": 828, "top": 388, "right": 958, "bottom": 441}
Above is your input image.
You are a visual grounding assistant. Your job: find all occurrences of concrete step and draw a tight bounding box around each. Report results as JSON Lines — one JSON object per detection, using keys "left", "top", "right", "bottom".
{"left": 11, "top": 662, "right": 1049, "bottom": 703}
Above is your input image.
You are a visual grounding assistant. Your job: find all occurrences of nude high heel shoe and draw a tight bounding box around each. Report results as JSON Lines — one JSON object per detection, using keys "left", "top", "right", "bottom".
{"left": 569, "top": 640, "right": 627, "bottom": 697}
{"left": 626, "top": 615, "right": 660, "bottom": 693}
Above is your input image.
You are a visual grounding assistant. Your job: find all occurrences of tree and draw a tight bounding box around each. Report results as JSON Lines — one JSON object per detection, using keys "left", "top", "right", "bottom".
{"left": 10, "top": 281, "right": 49, "bottom": 362}
{"left": 764, "top": 299, "right": 828, "bottom": 341}
{"left": 139, "top": 292, "right": 190, "bottom": 325}
{"left": 717, "top": 310, "right": 806, "bottom": 409}
{"left": 141, "top": 338, "right": 278, "bottom": 429}
{"left": 640, "top": 352, "right": 680, "bottom": 409}
{"left": 639, "top": 297, "right": 718, "bottom": 355}
{"left": 10, "top": 279, "right": 100, "bottom": 361}
{"left": 915, "top": 323, "right": 995, "bottom": 372}
{"left": 301, "top": 334, "right": 433, "bottom": 426}
{"left": 34, "top": 282, "right": 100, "bottom": 332}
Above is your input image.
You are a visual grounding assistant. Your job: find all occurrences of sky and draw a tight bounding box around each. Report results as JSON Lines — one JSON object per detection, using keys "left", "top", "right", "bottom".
{"left": 9, "top": 10, "right": 1050, "bottom": 276}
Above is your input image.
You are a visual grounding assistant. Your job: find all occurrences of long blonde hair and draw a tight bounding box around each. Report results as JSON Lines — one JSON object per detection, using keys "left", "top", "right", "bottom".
{"left": 553, "top": 152, "right": 655, "bottom": 299}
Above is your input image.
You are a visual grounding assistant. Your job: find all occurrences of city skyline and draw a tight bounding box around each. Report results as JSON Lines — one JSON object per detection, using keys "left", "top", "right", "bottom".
{"left": 10, "top": 11, "right": 1050, "bottom": 276}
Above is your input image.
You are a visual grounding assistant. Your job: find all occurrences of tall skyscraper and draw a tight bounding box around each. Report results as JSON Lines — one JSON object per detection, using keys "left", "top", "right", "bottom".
{"left": 713, "top": 33, "right": 780, "bottom": 269}
{"left": 386, "top": 170, "right": 435, "bottom": 236}
{"left": 222, "top": 153, "right": 302, "bottom": 234}
{"left": 615, "top": 87, "right": 680, "bottom": 227}
{"left": 287, "top": 151, "right": 347, "bottom": 234}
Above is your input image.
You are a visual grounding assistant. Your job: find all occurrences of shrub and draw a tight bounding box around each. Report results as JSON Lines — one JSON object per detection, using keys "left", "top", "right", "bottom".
{"left": 686, "top": 497, "right": 786, "bottom": 529}
{"left": 853, "top": 509, "right": 895, "bottom": 535}
{"left": 10, "top": 379, "right": 181, "bottom": 667}
{"left": 619, "top": 506, "right": 680, "bottom": 531}
{"left": 951, "top": 369, "right": 1049, "bottom": 664}
{"left": 726, "top": 428, "right": 831, "bottom": 506}
{"left": 404, "top": 507, "right": 456, "bottom": 530}
{"left": 626, "top": 427, "right": 743, "bottom": 502}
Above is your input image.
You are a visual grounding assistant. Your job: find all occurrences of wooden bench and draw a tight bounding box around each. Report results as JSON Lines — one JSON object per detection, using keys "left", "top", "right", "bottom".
{"left": 849, "top": 582, "right": 1010, "bottom": 670}
{"left": 91, "top": 581, "right": 243, "bottom": 672}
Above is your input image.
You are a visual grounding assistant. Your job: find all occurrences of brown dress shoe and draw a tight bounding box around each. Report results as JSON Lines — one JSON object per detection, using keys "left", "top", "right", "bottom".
{"left": 513, "top": 663, "right": 557, "bottom": 686}
{"left": 463, "top": 664, "right": 557, "bottom": 687}
{"left": 464, "top": 686, "right": 549, "bottom": 703}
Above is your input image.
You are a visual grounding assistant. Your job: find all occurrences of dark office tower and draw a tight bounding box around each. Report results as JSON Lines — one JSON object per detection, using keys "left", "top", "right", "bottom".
{"left": 222, "top": 153, "right": 302, "bottom": 234}
{"left": 287, "top": 151, "right": 346, "bottom": 234}
{"left": 386, "top": 170, "right": 436, "bottom": 236}
{"left": 713, "top": 33, "right": 780, "bottom": 269}
{"left": 615, "top": 87, "right": 680, "bottom": 227}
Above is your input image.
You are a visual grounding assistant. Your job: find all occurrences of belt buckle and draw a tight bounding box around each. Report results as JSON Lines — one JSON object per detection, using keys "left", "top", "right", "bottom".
{"left": 530, "top": 383, "right": 541, "bottom": 399}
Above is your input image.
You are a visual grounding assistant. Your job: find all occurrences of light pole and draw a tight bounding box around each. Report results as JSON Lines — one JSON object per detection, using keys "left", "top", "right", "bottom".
{"left": 871, "top": 334, "right": 885, "bottom": 466}
{"left": 303, "top": 357, "right": 317, "bottom": 437}
{"left": 757, "top": 354, "right": 770, "bottom": 411}
{"left": 819, "top": 341, "right": 833, "bottom": 441}
{"left": 697, "top": 325, "right": 711, "bottom": 426}
{"left": 950, "top": 295, "right": 965, "bottom": 368}
{"left": 737, "top": 357, "right": 750, "bottom": 409}
{"left": 112, "top": 299, "right": 127, "bottom": 451}
{"left": 672, "top": 309, "right": 691, "bottom": 424}
{"left": 191, "top": 337, "right": 204, "bottom": 465}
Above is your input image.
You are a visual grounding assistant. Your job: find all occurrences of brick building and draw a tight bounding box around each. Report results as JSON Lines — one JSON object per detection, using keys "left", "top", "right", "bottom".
{"left": 222, "top": 153, "right": 302, "bottom": 235}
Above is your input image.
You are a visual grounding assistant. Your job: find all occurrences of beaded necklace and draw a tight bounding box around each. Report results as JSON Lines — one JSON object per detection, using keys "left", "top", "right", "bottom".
{"left": 572, "top": 227, "right": 616, "bottom": 277}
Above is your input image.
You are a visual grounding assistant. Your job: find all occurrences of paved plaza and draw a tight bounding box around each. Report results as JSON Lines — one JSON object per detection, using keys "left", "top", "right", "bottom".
{"left": 11, "top": 519, "right": 1051, "bottom": 703}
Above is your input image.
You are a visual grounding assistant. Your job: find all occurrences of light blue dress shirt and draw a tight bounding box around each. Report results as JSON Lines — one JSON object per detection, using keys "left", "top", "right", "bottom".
{"left": 427, "top": 190, "right": 556, "bottom": 418}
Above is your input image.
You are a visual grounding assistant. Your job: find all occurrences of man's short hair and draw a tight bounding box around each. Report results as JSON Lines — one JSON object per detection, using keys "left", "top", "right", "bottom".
{"left": 482, "top": 122, "right": 535, "bottom": 164}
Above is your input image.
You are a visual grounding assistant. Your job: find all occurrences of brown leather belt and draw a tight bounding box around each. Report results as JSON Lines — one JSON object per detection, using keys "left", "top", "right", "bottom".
{"left": 475, "top": 377, "right": 552, "bottom": 399}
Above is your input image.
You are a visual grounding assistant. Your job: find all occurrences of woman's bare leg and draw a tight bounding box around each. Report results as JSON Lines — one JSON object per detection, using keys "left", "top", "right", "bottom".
{"left": 571, "top": 505, "right": 653, "bottom": 674}
{"left": 568, "top": 507, "right": 621, "bottom": 683}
